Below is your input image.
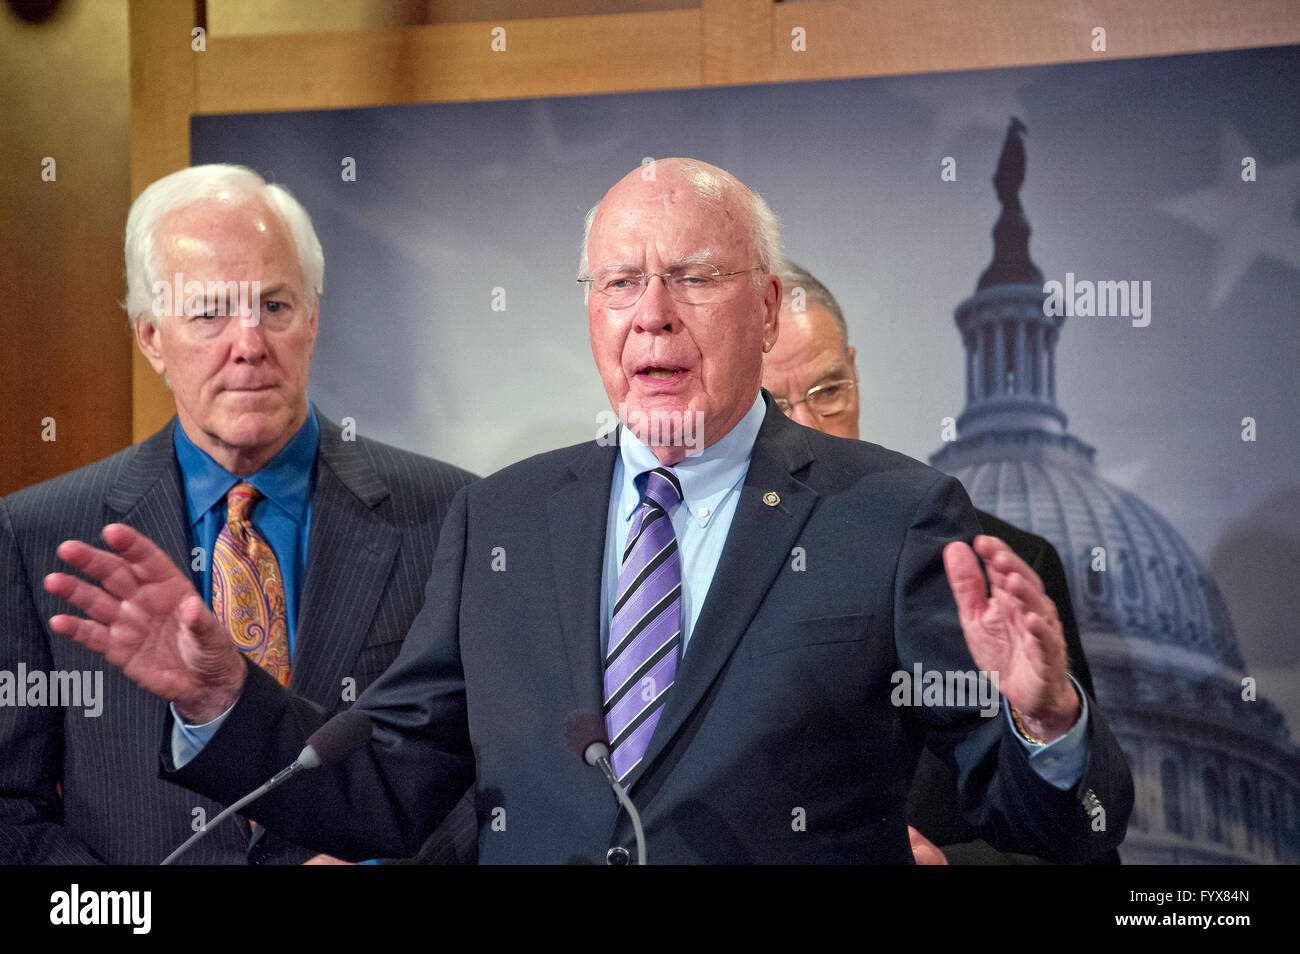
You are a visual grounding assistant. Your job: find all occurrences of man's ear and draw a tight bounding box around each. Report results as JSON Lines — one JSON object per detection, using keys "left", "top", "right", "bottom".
{"left": 762, "top": 274, "right": 782, "bottom": 353}
{"left": 134, "top": 318, "right": 168, "bottom": 376}
{"left": 847, "top": 344, "right": 858, "bottom": 378}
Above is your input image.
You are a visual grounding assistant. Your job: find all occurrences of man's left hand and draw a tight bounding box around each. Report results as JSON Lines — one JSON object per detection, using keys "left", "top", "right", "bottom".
{"left": 943, "top": 535, "right": 1080, "bottom": 743}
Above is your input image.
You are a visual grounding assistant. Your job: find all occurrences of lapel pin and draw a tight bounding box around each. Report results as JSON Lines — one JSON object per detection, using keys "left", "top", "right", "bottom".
{"left": 762, "top": 491, "right": 780, "bottom": 507}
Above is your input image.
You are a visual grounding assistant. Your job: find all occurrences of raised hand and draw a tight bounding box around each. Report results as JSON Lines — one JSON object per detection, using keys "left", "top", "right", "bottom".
{"left": 44, "top": 523, "right": 246, "bottom": 723}
{"left": 942, "top": 535, "right": 1080, "bottom": 743}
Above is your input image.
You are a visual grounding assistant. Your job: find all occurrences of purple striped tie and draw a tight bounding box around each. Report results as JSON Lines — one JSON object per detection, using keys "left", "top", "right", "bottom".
{"left": 605, "top": 467, "right": 683, "bottom": 783}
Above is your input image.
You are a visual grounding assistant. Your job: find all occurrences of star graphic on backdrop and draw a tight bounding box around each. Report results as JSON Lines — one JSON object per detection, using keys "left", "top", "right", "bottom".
{"left": 1158, "top": 125, "right": 1300, "bottom": 307}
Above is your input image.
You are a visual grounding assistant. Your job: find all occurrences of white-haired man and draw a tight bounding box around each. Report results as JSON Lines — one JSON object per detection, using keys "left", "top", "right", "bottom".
{"left": 47, "top": 158, "right": 1132, "bottom": 863}
{"left": 0, "top": 164, "right": 477, "bottom": 863}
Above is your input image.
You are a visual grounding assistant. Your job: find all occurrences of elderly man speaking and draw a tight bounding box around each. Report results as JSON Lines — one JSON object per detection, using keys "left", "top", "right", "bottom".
{"left": 43, "top": 159, "right": 1132, "bottom": 863}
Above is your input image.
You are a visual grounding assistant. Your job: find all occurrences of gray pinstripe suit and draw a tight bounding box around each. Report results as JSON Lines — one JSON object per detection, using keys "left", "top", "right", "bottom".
{"left": 0, "top": 411, "right": 477, "bottom": 864}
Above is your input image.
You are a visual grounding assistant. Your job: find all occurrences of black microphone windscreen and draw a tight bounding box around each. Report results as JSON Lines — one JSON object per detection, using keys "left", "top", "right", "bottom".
{"left": 304, "top": 709, "right": 373, "bottom": 767}
{"left": 562, "top": 710, "right": 608, "bottom": 761}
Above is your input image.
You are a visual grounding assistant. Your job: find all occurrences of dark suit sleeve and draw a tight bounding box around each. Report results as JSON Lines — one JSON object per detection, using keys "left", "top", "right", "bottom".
{"left": 894, "top": 476, "right": 1133, "bottom": 862}
{"left": 0, "top": 497, "right": 103, "bottom": 863}
{"left": 166, "top": 486, "right": 478, "bottom": 862}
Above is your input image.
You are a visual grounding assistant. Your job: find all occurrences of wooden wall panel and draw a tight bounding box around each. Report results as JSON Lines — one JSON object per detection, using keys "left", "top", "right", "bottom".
{"left": 702, "top": 0, "right": 773, "bottom": 85}
{"left": 769, "top": 0, "right": 1300, "bottom": 82}
{"left": 0, "top": 0, "right": 132, "bottom": 495}
{"left": 194, "top": 10, "right": 702, "bottom": 113}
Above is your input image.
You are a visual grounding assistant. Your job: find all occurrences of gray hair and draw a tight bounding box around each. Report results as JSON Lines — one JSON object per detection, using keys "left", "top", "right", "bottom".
{"left": 577, "top": 162, "right": 783, "bottom": 281}
{"left": 123, "top": 164, "right": 324, "bottom": 327}
{"left": 775, "top": 260, "right": 849, "bottom": 351}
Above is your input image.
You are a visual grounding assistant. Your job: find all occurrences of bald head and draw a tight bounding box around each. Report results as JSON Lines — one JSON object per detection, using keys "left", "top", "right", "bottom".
{"left": 580, "top": 158, "right": 781, "bottom": 282}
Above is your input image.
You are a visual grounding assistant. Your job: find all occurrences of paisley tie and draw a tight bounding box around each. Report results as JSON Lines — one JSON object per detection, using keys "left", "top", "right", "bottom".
{"left": 211, "top": 482, "right": 291, "bottom": 686}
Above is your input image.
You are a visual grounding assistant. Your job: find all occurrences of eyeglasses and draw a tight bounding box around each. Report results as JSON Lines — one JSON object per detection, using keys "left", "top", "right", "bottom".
{"left": 577, "top": 265, "right": 764, "bottom": 309}
{"left": 774, "top": 379, "right": 857, "bottom": 418}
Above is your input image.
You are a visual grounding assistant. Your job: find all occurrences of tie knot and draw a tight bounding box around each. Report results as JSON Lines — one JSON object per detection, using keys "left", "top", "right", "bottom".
{"left": 225, "top": 481, "right": 262, "bottom": 525}
{"left": 641, "top": 467, "right": 682, "bottom": 514}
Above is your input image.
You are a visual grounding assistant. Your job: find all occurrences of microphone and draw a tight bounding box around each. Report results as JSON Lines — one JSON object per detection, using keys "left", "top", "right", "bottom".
{"left": 563, "top": 710, "right": 611, "bottom": 768}
{"left": 298, "top": 708, "right": 375, "bottom": 769}
{"left": 563, "top": 710, "right": 646, "bottom": 865}
{"left": 161, "top": 709, "right": 373, "bottom": 865}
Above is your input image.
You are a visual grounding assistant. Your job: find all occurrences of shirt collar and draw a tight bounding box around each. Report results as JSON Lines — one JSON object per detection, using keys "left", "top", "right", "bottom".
{"left": 617, "top": 393, "right": 765, "bottom": 528}
{"left": 173, "top": 405, "right": 319, "bottom": 525}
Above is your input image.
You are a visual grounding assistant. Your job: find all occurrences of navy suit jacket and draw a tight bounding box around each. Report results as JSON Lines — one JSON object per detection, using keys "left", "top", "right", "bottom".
{"left": 170, "top": 395, "right": 1133, "bottom": 863}
{"left": 0, "top": 412, "right": 476, "bottom": 863}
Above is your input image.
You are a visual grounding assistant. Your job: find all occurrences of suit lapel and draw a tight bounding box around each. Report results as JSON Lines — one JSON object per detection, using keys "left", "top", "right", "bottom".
{"left": 623, "top": 401, "right": 819, "bottom": 792}
{"left": 104, "top": 420, "right": 192, "bottom": 575}
{"left": 291, "top": 415, "right": 400, "bottom": 705}
{"left": 546, "top": 441, "right": 618, "bottom": 718}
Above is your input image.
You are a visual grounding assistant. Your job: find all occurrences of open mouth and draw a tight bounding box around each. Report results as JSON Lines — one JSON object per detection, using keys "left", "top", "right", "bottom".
{"left": 636, "top": 364, "right": 688, "bottom": 381}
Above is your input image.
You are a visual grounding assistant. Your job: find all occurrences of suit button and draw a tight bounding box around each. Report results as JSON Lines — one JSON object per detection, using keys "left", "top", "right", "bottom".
{"left": 605, "top": 846, "right": 631, "bottom": 865}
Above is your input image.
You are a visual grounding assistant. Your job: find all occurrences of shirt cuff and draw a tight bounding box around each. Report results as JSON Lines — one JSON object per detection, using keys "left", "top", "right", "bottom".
{"left": 169, "top": 701, "right": 234, "bottom": 769}
{"left": 1004, "top": 674, "right": 1090, "bottom": 791}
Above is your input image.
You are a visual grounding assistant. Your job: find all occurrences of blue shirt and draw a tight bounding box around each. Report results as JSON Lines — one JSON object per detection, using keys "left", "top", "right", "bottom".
{"left": 173, "top": 406, "right": 319, "bottom": 659}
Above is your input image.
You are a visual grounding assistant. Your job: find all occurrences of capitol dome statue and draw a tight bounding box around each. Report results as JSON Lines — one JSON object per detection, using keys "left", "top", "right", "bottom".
{"left": 930, "top": 118, "right": 1300, "bottom": 863}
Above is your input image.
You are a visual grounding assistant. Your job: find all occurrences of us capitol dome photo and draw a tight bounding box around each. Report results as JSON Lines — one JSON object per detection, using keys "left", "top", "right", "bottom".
{"left": 930, "top": 119, "right": 1300, "bottom": 864}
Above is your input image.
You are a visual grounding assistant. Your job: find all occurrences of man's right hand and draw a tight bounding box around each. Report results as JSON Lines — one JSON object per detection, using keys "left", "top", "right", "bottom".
{"left": 44, "top": 523, "right": 246, "bottom": 724}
